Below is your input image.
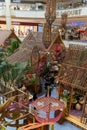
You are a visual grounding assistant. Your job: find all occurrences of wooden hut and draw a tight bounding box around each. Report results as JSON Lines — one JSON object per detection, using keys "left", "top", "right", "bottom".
{"left": 0, "top": 30, "right": 21, "bottom": 47}
{"left": 7, "top": 31, "right": 44, "bottom": 64}
{"left": 57, "top": 44, "right": 87, "bottom": 129}
{"left": 8, "top": 29, "right": 65, "bottom": 64}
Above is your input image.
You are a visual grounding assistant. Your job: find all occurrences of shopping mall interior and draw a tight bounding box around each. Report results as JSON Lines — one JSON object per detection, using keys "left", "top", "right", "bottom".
{"left": 0, "top": 0, "right": 87, "bottom": 130}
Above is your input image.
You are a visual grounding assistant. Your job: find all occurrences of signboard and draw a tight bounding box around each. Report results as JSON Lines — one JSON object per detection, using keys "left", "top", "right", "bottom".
{"left": 56, "top": 7, "right": 87, "bottom": 18}
{"left": 56, "top": 9, "right": 82, "bottom": 17}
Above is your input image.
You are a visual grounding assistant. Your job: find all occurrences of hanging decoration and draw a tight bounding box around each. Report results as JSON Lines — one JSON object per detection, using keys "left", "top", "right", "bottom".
{"left": 42, "top": 0, "right": 56, "bottom": 49}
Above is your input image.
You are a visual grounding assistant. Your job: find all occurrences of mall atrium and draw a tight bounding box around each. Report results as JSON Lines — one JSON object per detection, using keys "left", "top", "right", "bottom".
{"left": 0, "top": 0, "right": 87, "bottom": 130}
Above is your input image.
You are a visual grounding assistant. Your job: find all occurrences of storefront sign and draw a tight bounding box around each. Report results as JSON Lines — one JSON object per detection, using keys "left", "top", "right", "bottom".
{"left": 12, "top": 21, "right": 20, "bottom": 25}
{"left": 56, "top": 9, "right": 82, "bottom": 17}
{"left": 12, "top": 21, "right": 38, "bottom": 26}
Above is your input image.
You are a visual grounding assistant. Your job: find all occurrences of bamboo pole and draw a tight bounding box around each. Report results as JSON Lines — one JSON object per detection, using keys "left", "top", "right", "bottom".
{"left": 51, "top": 124, "right": 54, "bottom": 130}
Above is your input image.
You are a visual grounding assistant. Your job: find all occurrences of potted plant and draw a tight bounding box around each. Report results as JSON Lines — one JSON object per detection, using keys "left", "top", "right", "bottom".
{"left": 61, "top": 90, "right": 70, "bottom": 103}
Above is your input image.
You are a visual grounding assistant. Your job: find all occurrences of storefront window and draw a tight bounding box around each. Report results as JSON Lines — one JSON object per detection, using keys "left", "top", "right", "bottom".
{"left": 0, "top": 20, "right": 38, "bottom": 37}
{"left": 38, "top": 24, "right": 43, "bottom": 32}
{"left": 0, "top": 24, "right": 6, "bottom": 30}
{"left": 12, "top": 25, "right": 37, "bottom": 37}
{"left": 11, "top": 0, "right": 21, "bottom": 3}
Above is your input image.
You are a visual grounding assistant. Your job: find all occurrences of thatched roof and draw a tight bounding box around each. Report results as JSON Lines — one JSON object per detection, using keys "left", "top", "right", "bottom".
{"left": 21, "top": 31, "right": 45, "bottom": 51}
{"left": 7, "top": 31, "right": 44, "bottom": 64}
{"left": 0, "top": 30, "right": 21, "bottom": 46}
{"left": 7, "top": 30, "right": 64, "bottom": 64}
{"left": 58, "top": 45, "right": 87, "bottom": 91}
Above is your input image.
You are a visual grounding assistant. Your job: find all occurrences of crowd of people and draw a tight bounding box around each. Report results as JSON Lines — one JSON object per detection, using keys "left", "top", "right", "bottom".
{"left": 61, "top": 26, "right": 87, "bottom": 41}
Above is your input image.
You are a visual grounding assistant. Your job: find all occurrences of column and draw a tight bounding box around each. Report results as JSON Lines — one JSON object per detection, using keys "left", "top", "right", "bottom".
{"left": 35, "top": 3, "right": 39, "bottom": 11}
{"left": 5, "top": 0, "right": 11, "bottom": 30}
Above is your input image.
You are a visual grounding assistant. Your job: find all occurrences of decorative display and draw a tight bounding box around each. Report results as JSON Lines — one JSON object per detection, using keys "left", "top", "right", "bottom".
{"left": 61, "top": 12, "right": 68, "bottom": 29}
{"left": 42, "top": 0, "right": 56, "bottom": 49}
{"left": 31, "top": 45, "right": 40, "bottom": 71}
{"left": 31, "top": 96, "right": 65, "bottom": 123}
{"left": 45, "top": 0, "right": 56, "bottom": 25}
{"left": 58, "top": 45, "right": 87, "bottom": 125}
{"left": 42, "top": 22, "right": 51, "bottom": 49}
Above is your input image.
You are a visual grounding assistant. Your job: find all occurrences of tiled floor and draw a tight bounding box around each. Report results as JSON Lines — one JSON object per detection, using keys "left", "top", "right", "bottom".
{"left": 54, "top": 121, "right": 81, "bottom": 130}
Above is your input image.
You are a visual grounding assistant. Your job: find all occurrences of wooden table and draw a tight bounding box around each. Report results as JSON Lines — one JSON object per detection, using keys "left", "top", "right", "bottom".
{"left": 31, "top": 96, "right": 65, "bottom": 123}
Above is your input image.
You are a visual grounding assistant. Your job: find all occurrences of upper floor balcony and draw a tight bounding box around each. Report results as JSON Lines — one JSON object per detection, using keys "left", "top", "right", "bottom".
{"left": 0, "top": 6, "right": 87, "bottom": 19}
{"left": 0, "top": 1, "right": 87, "bottom": 19}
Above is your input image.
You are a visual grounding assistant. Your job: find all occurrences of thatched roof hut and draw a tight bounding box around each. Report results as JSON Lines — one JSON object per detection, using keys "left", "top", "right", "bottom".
{"left": 0, "top": 30, "right": 21, "bottom": 47}
{"left": 7, "top": 29, "right": 65, "bottom": 64}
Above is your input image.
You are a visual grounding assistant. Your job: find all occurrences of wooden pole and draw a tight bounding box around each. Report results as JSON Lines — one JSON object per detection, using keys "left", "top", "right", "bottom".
{"left": 33, "top": 117, "right": 35, "bottom": 123}
{"left": 51, "top": 124, "right": 54, "bottom": 130}
{"left": 81, "top": 91, "right": 87, "bottom": 123}
{"left": 68, "top": 87, "right": 73, "bottom": 114}
{"left": 41, "top": 126, "right": 44, "bottom": 130}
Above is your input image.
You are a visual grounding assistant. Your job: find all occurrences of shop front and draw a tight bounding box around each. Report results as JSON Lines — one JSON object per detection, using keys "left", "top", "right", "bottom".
{"left": 0, "top": 21, "right": 38, "bottom": 38}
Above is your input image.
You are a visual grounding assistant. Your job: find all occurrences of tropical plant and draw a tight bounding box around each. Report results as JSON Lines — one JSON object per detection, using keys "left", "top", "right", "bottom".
{"left": 26, "top": 73, "right": 39, "bottom": 86}
{"left": 10, "top": 61, "right": 28, "bottom": 85}
{"left": 21, "top": 72, "right": 40, "bottom": 94}
{"left": 0, "top": 53, "right": 29, "bottom": 91}
{"left": 0, "top": 125, "right": 6, "bottom": 130}
{"left": 61, "top": 90, "right": 70, "bottom": 102}
{"left": 0, "top": 51, "right": 40, "bottom": 93}
{"left": 7, "top": 39, "right": 20, "bottom": 55}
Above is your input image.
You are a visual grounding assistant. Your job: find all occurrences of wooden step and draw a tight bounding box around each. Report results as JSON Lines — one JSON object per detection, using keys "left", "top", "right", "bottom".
{"left": 65, "top": 115, "right": 87, "bottom": 130}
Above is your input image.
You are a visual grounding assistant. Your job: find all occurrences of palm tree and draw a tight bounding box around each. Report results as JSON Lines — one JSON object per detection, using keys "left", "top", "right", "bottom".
{"left": 0, "top": 52, "right": 28, "bottom": 91}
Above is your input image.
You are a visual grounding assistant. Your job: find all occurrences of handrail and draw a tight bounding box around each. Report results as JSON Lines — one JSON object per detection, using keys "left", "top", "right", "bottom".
{"left": 18, "top": 122, "right": 54, "bottom": 130}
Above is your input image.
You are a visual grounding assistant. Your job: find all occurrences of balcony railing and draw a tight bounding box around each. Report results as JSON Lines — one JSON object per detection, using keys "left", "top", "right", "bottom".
{"left": 0, "top": 6, "right": 87, "bottom": 18}
{"left": 11, "top": 9, "right": 45, "bottom": 18}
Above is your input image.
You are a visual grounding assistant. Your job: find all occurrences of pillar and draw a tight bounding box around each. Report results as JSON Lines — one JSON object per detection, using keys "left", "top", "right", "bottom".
{"left": 5, "top": 0, "right": 11, "bottom": 30}
{"left": 35, "top": 3, "right": 39, "bottom": 11}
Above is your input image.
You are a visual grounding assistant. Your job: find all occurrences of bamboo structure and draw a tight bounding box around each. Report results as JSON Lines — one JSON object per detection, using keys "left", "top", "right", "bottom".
{"left": 43, "top": 0, "right": 56, "bottom": 49}
{"left": 58, "top": 45, "right": 87, "bottom": 127}
{"left": 18, "top": 122, "right": 54, "bottom": 130}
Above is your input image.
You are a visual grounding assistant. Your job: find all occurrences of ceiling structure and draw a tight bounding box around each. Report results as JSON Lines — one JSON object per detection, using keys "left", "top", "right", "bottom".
{"left": 20, "top": 0, "right": 82, "bottom": 3}
{"left": 0, "top": 0, "right": 82, "bottom": 4}
{"left": 21, "top": 0, "right": 81, "bottom": 2}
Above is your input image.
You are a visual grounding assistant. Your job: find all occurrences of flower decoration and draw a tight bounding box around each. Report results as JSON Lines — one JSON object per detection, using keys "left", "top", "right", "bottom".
{"left": 22, "top": 73, "right": 39, "bottom": 87}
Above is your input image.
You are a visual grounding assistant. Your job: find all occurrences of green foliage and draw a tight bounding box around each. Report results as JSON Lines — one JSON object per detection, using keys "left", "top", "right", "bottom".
{"left": 41, "top": 64, "right": 51, "bottom": 76}
{"left": 28, "top": 75, "right": 39, "bottom": 86}
{"left": 0, "top": 126, "right": 6, "bottom": 130}
{"left": 0, "top": 54, "right": 31, "bottom": 89}
{"left": 0, "top": 52, "right": 7, "bottom": 63}
{"left": 61, "top": 90, "right": 70, "bottom": 102}
{"left": 0, "top": 52, "right": 37, "bottom": 91}
{"left": 0, "top": 60, "right": 12, "bottom": 84}
{"left": 12, "top": 61, "right": 28, "bottom": 82}
{"left": 7, "top": 39, "right": 20, "bottom": 55}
